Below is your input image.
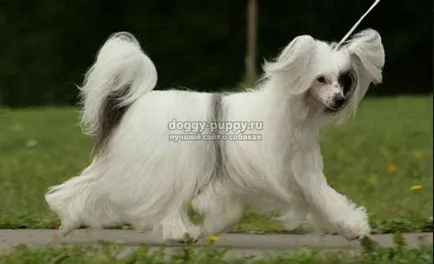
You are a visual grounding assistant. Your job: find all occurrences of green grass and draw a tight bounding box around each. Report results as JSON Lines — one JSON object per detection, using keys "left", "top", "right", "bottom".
{"left": 0, "top": 96, "right": 432, "bottom": 233}
{"left": 1, "top": 234, "right": 433, "bottom": 263}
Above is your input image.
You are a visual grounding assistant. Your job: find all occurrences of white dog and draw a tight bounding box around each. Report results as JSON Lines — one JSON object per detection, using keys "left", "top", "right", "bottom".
{"left": 45, "top": 28, "right": 384, "bottom": 242}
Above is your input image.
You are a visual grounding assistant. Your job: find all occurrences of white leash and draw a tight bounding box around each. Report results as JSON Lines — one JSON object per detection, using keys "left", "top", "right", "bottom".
{"left": 335, "top": 0, "right": 381, "bottom": 50}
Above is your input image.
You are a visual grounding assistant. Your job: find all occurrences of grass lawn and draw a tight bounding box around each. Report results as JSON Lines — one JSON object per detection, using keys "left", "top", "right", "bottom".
{"left": 1, "top": 235, "right": 433, "bottom": 263}
{"left": 0, "top": 96, "right": 432, "bottom": 233}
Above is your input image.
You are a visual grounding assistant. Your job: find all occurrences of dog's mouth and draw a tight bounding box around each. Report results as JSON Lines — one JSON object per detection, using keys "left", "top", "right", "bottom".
{"left": 324, "top": 107, "right": 339, "bottom": 114}
{"left": 324, "top": 102, "right": 347, "bottom": 113}
{"left": 308, "top": 91, "right": 346, "bottom": 114}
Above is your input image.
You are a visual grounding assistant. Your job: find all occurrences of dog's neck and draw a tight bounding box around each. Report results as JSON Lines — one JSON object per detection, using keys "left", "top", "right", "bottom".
{"left": 223, "top": 76, "right": 334, "bottom": 145}
{"left": 256, "top": 79, "right": 330, "bottom": 139}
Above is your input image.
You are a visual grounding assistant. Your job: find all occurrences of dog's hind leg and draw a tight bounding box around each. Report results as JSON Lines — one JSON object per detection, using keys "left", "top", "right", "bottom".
{"left": 278, "top": 201, "right": 309, "bottom": 231}
{"left": 192, "top": 181, "right": 244, "bottom": 236}
{"left": 158, "top": 206, "right": 201, "bottom": 243}
{"left": 202, "top": 198, "right": 244, "bottom": 236}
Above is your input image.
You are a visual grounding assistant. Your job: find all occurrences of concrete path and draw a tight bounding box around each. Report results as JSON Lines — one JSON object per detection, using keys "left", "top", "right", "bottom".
{"left": 0, "top": 230, "right": 431, "bottom": 250}
{"left": 0, "top": 230, "right": 432, "bottom": 259}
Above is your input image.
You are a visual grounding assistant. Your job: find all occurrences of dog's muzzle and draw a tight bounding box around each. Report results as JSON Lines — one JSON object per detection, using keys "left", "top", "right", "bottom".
{"left": 325, "top": 94, "right": 347, "bottom": 113}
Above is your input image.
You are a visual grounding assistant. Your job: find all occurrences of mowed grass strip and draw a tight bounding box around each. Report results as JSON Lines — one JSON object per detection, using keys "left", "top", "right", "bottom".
{"left": 1, "top": 238, "right": 433, "bottom": 264}
{"left": 0, "top": 96, "right": 432, "bottom": 232}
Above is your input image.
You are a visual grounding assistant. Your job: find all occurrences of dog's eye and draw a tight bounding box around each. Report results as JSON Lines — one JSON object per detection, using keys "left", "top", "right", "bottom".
{"left": 317, "top": 76, "right": 326, "bottom": 83}
{"left": 338, "top": 71, "right": 354, "bottom": 96}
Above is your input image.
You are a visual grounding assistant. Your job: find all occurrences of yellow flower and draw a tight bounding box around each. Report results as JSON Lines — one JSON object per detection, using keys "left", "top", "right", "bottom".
{"left": 367, "top": 176, "right": 377, "bottom": 186}
{"left": 411, "top": 185, "right": 423, "bottom": 191}
{"left": 206, "top": 235, "right": 219, "bottom": 243}
{"left": 413, "top": 151, "right": 424, "bottom": 159}
{"left": 387, "top": 163, "right": 397, "bottom": 174}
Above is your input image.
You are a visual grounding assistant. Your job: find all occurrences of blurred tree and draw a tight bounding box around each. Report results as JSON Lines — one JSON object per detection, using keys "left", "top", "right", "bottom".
{"left": 0, "top": 0, "right": 431, "bottom": 106}
{"left": 245, "top": 0, "right": 258, "bottom": 85}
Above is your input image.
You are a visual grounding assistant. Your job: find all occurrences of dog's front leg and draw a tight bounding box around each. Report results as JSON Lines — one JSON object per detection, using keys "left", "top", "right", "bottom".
{"left": 292, "top": 147, "right": 371, "bottom": 240}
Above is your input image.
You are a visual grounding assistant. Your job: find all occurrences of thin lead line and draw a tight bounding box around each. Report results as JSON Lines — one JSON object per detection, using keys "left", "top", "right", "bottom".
{"left": 335, "top": 0, "right": 381, "bottom": 50}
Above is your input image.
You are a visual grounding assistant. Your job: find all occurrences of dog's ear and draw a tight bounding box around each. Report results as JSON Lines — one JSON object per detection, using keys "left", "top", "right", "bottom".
{"left": 263, "top": 35, "right": 316, "bottom": 94}
{"left": 344, "top": 29, "right": 385, "bottom": 100}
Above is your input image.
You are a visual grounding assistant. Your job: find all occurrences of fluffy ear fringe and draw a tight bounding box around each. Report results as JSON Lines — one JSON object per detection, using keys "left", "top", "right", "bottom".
{"left": 263, "top": 35, "right": 317, "bottom": 94}
{"left": 338, "top": 29, "right": 385, "bottom": 122}
{"left": 345, "top": 29, "right": 385, "bottom": 85}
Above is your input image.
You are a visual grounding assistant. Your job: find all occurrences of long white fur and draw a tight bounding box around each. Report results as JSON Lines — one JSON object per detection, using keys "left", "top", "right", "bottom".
{"left": 45, "top": 29, "right": 385, "bottom": 241}
{"left": 79, "top": 32, "right": 158, "bottom": 137}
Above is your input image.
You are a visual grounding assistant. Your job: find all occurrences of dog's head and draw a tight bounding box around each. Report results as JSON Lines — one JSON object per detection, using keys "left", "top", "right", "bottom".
{"left": 263, "top": 29, "right": 385, "bottom": 121}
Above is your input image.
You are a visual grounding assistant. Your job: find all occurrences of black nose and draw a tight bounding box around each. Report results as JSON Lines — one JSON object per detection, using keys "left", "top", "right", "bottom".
{"left": 333, "top": 95, "right": 346, "bottom": 109}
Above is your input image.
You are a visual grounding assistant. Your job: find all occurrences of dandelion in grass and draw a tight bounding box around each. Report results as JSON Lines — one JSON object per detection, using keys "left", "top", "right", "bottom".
{"left": 387, "top": 163, "right": 397, "bottom": 174}
{"left": 367, "top": 175, "right": 377, "bottom": 186}
{"left": 412, "top": 151, "right": 424, "bottom": 159}
{"left": 410, "top": 184, "right": 423, "bottom": 191}
{"left": 206, "top": 235, "right": 219, "bottom": 243}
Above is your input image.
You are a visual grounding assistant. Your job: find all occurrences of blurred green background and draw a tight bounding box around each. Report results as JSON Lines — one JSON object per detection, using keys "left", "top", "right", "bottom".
{"left": 0, "top": 0, "right": 432, "bottom": 106}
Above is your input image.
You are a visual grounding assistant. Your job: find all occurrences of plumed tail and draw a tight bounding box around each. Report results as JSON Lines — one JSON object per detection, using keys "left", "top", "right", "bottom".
{"left": 79, "top": 32, "right": 158, "bottom": 153}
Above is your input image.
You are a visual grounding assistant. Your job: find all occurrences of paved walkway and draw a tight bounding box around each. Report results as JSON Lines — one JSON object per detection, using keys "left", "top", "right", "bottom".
{"left": 0, "top": 230, "right": 432, "bottom": 259}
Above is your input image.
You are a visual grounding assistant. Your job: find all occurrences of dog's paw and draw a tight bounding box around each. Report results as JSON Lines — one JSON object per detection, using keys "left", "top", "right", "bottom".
{"left": 336, "top": 219, "right": 371, "bottom": 241}
{"left": 162, "top": 226, "right": 202, "bottom": 245}
{"left": 278, "top": 209, "right": 308, "bottom": 231}
{"left": 57, "top": 221, "right": 77, "bottom": 237}
{"left": 328, "top": 203, "right": 371, "bottom": 240}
